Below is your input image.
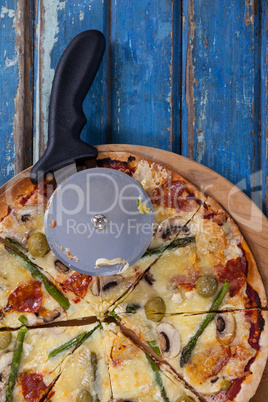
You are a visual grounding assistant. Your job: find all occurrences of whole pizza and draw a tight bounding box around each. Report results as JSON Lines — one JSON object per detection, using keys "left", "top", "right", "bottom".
{"left": 0, "top": 152, "right": 267, "bottom": 402}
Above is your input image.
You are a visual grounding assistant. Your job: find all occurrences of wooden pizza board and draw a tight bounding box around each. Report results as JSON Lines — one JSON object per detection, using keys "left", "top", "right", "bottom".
{"left": 1, "top": 144, "right": 267, "bottom": 401}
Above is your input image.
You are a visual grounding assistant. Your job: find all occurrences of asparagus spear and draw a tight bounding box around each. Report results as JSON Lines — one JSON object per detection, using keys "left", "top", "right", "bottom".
{"left": 146, "top": 341, "right": 170, "bottom": 402}
{"left": 3, "top": 238, "right": 70, "bottom": 311}
{"left": 5, "top": 326, "right": 27, "bottom": 402}
{"left": 109, "top": 311, "right": 121, "bottom": 320}
{"left": 180, "top": 281, "right": 230, "bottom": 367}
{"left": 142, "top": 236, "right": 195, "bottom": 258}
{"left": 18, "top": 315, "right": 27, "bottom": 325}
{"left": 49, "top": 324, "right": 100, "bottom": 358}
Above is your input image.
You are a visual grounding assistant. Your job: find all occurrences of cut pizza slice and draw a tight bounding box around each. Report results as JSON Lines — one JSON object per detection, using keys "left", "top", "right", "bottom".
{"left": 112, "top": 308, "right": 268, "bottom": 402}
{"left": 0, "top": 242, "right": 96, "bottom": 328}
{"left": 0, "top": 322, "right": 101, "bottom": 401}
{"left": 102, "top": 321, "right": 202, "bottom": 401}
{"left": 40, "top": 323, "right": 112, "bottom": 401}
{"left": 112, "top": 196, "right": 266, "bottom": 316}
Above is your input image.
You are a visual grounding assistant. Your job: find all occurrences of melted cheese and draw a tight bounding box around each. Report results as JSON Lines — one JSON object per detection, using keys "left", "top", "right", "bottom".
{"left": 133, "top": 160, "right": 171, "bottom": 194}
{"left": 104, "top": 323, "right": 198, "bottom": 401}
{"left": 48, "top": 327, "right": 111, "bottom": 401}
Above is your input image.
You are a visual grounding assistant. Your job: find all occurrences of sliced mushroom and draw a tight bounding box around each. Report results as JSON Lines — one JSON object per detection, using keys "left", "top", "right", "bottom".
{"left": 38, "top": 308, "right": 61, "bottom": 323}
{"left": 215, "top": 313, "right": 236, "bottom": 346}
{"left": 156, "top": 323, "right": 181, "bottom": 358}
{"left": 54, "top": 259, "right": 70, "bottom": 274}
{"left": 90, "top": 277, "right": 100, "bottom": 296}
{"left": 100, "top": 275, "right": 123, "bottom": 292}
{"left": 149, "top": 217, "right": 191, "bottom": 250}
{"left": 144, "top": 272, "right": 155, "bottom": 286}
{"left": 16, "top": 204, "right": 45, "bottom": 224}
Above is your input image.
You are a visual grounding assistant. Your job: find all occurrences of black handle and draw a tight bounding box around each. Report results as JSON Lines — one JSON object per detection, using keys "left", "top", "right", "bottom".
{"left": 30, "top": 30, "right": 106, "bottom": 184}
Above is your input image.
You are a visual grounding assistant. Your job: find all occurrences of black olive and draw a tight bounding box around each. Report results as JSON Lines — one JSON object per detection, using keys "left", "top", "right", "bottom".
{"left": 216, "top": 316, "right": 226, "bottom": 333}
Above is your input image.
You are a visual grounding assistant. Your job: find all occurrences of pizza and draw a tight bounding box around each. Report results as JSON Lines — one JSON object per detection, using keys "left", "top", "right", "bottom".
{"left": 0, "top": 150, "right": 267, "bottom": 401}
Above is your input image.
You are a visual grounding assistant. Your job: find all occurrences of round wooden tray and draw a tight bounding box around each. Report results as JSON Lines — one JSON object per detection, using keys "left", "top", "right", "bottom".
{"left": 1, "top": 144, "right": 268, "bottom": 401}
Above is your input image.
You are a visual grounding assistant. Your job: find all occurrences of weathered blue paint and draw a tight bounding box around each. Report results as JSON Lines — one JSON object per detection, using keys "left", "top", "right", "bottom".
{"left": 182, "top": 0, "right": 267, "bottom": 214}
{"left": 0, "top": 1, "right": 18, "bottom": 186}
{"left": 260, "top": 0, "right": 268, "bottom": 215}
{"left": 109, "top": 0, "right": 177, "bottom": 151}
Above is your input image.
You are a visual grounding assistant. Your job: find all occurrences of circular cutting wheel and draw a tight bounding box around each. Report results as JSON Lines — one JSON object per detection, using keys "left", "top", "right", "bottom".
{"left": 45, "top": 168, "right": 154, "bottom": 276}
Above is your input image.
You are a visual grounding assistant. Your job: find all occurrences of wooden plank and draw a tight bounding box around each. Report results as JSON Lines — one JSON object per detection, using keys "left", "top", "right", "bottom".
{"left": 0, "top": 0, "right": 32, "bottom": 187}
{"left": 260, "top": 0, "right": 268, "bottom": 216}
{"left": 109, "top": 0, "right": 180, "bottom": 152}
{"left": 182, "top": 0, "right": 267, "bottom": 216}
{"left": 33, "top": 0, "right": 108, "bottom": 163}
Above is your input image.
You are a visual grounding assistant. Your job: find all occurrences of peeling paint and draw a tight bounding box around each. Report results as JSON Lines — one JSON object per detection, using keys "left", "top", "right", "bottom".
{"left": 185, "top": 0, "right": 195, "bottom": 159}
{"left": 203, "top": 38, "right": 209, "bottom": 47}
{"left": 13, "top": 0, "right": 33, "bottom": 174}
{"left": 79, "top": 10, "right": 84, "bottom": 21}
{"left": 245, "top": 0, "right": 256, "bottom": 26}
{"left": 0, "top": 6, "right": 15, "bottom": 19}
{"left": 5, "top": 56, "right": 18, "bottom": 68}
{"left": 196, "top": 129, "right": 205, "bottom": 163}
{"left": 251, "top": 100, "right": 254, "bottom": 121}
{"left": 34, "top": 0, "right": 66, "bottom": 162}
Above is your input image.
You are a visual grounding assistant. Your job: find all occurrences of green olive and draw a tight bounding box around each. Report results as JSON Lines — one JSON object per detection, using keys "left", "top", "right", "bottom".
{"left": 76, "top": 389, "right": 93, "bottom": 402}
{"left": 145, "top": 297, "right": 166, "bottom": 322}
{"left": 196, "top": 275, "right": 218, "bottom": 298}
{"left": 28, "top": 232, "right": 49, "bottom": 258}
{"left": 221, "top": 379, "right": 231, "bottom": 390}
{"left": 176, "top": 396, "right": 196, "bottom": 402}
{"left": 0, "top": 331, "right": 12, "bottom": 349}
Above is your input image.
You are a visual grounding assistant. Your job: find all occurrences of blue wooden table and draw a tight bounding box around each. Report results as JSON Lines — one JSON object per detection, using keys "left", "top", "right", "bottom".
{"left": 0, "top": 0, "right": 267, "bottom": 217}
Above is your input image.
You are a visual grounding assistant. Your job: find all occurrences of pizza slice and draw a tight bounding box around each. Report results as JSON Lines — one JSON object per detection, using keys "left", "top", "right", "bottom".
{"left": 102, "top": 321, "right": 202, "bottom": 401}
{"left": 0, "top": 241, "right": 96, "bottom": 328}
{"left": 112, "top": 196, "right": 266, "bottom": 316}
{"left": 111, "top": 308, "right": 268, "bottom": 402}
{"left": 0, "top": 322, "right": 100, "bottom": 401}
{"left": 40, "top": 323, "right": 111, "bottom": 401}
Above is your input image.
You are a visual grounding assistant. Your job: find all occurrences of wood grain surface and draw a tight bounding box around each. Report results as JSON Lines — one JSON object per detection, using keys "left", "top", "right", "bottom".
{"left": 1, "top": 145, "right": 267, "bottom": 401}
{"left": 0, "top": 1, "right": 267, "bottom": 216}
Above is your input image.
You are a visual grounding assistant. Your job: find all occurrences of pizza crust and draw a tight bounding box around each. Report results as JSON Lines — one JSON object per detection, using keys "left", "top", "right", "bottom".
{"left": 0, "top": 177, "right": 36, "bottom": 220}
{"left": 235, "top": 310, "right": 268, "bottom": 402}
{"left": 205, "top": 196, "right": 267, "bottom": 308}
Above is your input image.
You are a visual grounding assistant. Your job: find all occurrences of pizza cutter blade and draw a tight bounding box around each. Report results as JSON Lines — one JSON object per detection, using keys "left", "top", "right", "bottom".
{"left": 30, "top": 30, "right": 155, "bottom": 276}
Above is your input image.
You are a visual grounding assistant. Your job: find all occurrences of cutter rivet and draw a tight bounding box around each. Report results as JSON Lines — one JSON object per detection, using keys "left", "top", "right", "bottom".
{"left": 91, "top": 213, "right": 108, "bottom": 229}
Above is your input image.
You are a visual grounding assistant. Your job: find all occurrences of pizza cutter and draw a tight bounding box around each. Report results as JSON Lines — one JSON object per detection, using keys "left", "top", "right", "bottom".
{"left": 30, "top": 30, "right": 154, "bottom": 276}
